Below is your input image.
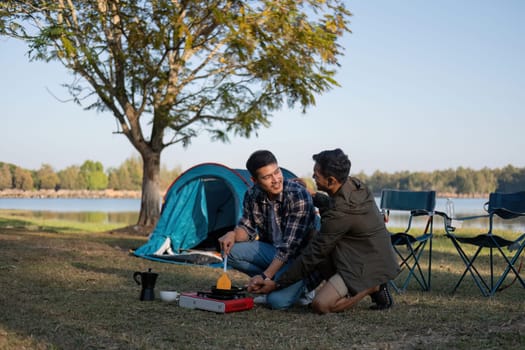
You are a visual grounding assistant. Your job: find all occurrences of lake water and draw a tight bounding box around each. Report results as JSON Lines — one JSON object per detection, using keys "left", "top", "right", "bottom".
{"left": 0, "top": 198, "right": 141, "bottom": 212}
{"left": 0, "top": 198, "right": 141, "bottom": 225}
{"left": 0, "top": 197, "right": 485, "bottom": 214}
{"left": 0, "top": 197, "right": 523, "bottom": 231}
{"left": 379, "top": 197, "right": 525, "bottom": 232}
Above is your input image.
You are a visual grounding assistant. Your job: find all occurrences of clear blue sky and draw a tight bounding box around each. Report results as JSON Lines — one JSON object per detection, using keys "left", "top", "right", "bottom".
{"left": 2, "top": 1, "right": 524, "bottom": 177}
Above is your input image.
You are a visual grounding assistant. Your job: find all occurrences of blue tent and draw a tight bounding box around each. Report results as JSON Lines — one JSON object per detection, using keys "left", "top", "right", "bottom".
{"left": 134, "top": 162, "right": 297, "bottom": 264}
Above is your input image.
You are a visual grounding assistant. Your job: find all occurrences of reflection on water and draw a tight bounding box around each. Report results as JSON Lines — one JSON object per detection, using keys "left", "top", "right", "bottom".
{"left": 28, "top": 211, "right": 139, "bottom": 225}
{"left": 0, "top": 198, "right": 140, "bottom": 212}
{"left": 0, "top": 198, "right": 141, "bottom": 225}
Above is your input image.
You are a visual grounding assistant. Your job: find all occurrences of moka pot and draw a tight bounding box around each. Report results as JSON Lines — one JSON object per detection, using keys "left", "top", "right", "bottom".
{"left": 133, "top": 268, "right": 158, "bottom": 301}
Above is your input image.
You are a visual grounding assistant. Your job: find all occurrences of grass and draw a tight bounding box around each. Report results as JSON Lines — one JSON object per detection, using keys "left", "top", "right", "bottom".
{"left": 0, "top": 211, "right": 524, "bottom": 349}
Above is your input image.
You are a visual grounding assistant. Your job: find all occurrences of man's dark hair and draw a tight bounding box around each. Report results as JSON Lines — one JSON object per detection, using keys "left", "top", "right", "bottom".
{"left": 312, "top": 148, "right": 351, "bottom": 183}
{"left": 246, "top": 150, "right": 278, "bottom": 177}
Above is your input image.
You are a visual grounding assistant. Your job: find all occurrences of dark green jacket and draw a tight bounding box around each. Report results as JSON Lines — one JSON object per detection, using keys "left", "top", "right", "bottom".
{"left": 277, "top": 177, "right": 399, "bottom": 295}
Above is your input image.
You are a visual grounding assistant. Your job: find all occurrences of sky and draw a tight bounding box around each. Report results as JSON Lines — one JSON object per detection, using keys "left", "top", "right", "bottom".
{"left": 1, "top": 1, "right": 524, "bottom": 178}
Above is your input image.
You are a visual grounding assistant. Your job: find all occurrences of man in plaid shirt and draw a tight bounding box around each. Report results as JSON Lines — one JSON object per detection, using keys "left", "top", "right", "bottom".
{"left": 219, "top": 150, "right": 317, "bottom": 309}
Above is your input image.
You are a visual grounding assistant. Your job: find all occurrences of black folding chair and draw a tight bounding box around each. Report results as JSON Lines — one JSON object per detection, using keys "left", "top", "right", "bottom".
{"left": 438, "top": 191, "right": 525, "bottom": 296}
{"left": 380, "top": 189, "right": 436, "bottom": 292}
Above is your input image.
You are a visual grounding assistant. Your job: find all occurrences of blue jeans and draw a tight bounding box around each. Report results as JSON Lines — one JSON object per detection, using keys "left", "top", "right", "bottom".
{"left": 227, "top": 241, "right": 305, "bottom": 310}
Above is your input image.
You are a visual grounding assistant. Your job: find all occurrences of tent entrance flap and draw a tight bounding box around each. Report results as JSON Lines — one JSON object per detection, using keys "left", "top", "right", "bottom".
{"left": 203, "top": 177, "right": 237, "bottom": 233}
{"left": 167, "top": 176, "right": 239, "bottom": 251}
{"left": 192, "top": 178, "right": 238, "bottom": 252}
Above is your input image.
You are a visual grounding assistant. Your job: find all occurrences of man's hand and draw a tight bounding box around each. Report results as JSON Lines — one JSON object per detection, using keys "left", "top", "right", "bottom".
{"left": 218, "top": 231, "right": 236, "bottom": 255}
{"left": 247, "top": 275, "right": 278, "bottom": 294}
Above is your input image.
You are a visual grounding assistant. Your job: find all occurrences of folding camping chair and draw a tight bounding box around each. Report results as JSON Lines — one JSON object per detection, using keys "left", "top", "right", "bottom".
{"left": 438, "top": 191, "right": 525, "bottom": 296}
{"left": 380, "top": 189, "right": 436, "bottom": 293}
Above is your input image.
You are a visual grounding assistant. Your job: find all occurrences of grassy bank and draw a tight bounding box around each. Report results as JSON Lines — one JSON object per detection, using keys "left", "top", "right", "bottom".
{"left": 0, "top": 213, "right": 524, "bottom": 349}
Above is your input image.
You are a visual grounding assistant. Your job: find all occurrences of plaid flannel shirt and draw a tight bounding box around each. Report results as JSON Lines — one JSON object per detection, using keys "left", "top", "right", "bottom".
{"left": 237, "top": 179, "right": 316, "bottom": 262}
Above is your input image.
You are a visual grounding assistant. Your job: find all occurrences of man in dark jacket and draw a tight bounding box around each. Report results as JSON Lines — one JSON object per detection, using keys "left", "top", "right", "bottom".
{"left": 248, "top": 148, "right": 399, "bottom": 313}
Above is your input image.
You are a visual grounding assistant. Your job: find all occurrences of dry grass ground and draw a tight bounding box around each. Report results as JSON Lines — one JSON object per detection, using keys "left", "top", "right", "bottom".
{"left": 0, "top": 213, "right": 524, "bottom": 350}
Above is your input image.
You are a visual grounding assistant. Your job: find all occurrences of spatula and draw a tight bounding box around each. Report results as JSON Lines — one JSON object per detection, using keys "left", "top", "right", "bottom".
{"left": 216, "top": 255, "right": 232, "bottom": 290}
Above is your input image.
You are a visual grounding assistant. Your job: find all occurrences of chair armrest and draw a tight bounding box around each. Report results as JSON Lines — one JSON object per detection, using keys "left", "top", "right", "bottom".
{"left": 492, "top": 208, "right": 525, "bottom": 219}
{"left": 410, "top": 209, "right": 432, "bottom": 217}
{"left": 434, "top": 210, "right": 490, "bottom": 221}
{"left": 434, "top": 211, "right": 490, "bottom": 232}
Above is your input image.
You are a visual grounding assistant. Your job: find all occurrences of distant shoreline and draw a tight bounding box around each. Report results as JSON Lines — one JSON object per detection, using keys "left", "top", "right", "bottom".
{"left": 0, "top": 189, "right": 142, "bottom": 199}
{"left": 437, "top": 192, "right": 488, "bottom": 199}
{"left": 0, "top": 189, "right": 488, "bottom": 199}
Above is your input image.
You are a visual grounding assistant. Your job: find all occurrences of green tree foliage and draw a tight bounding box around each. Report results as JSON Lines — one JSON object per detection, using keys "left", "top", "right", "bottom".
{"left": 126, "top": 156, "right": 143, "bottom": 189}
{"left": 108, "top": 166, "right": 131, "bottom": 191}
{"left": 159, "top": 164, "right": 182, "bottom": 192}
{"left": 57, "top": 165, "right": 85, "bottom": 190}
{"left": 366, "top": 170, "right": 399, "bottom": 194}
{"left": 88, "top": 171, "right": 109, "bottom": 191}
{"left": 454, "top": 167, "right": 476, "bottom": 194}
{"left": 13, "top": 167, "right": 33, "bottom": 190}
{"left": 470, "top": 168, "right": 497, "bottom": 194}
{"left": 108, "top": 156, "right": 180, "bottom": 191}
{"left": 0, "top": 163, "right": 12, "bottom": 190}
{"left": 108, "top": 156, "right": 143, "bottom": 190}
{"left": 356, "top": 166, "right": 521, "bottom": 196}
{"left": 496, "top": 165, "right": 525, "bottom": 193}
{"left": 0, "top": 0, "right": 351, "bottom": 227}
{"left": 430, "top": 169, "right": 456, "bottom": 194}
{"left": 36, "top": 163, "right": 60, "bottom": 190}
{"left": 80, "top": 160, "right": 108, "bottom": 190}
{"left": 1, "top": 159, "right": 523, "bottom": 196}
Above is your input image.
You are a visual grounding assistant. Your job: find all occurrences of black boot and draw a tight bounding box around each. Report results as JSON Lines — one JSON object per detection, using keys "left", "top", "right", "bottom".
{"left": 369, "top": 283, "right": 393, "bottom": 310}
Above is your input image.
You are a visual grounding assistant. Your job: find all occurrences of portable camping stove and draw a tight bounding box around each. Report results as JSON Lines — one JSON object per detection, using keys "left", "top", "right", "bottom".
{"left": 179, "top": 286, "right": 253, "bottom": 313}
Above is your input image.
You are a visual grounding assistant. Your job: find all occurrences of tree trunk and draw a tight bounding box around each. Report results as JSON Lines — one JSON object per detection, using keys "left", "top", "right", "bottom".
{"left": 137, "top": 151, "right": 161, "bottom": 228}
